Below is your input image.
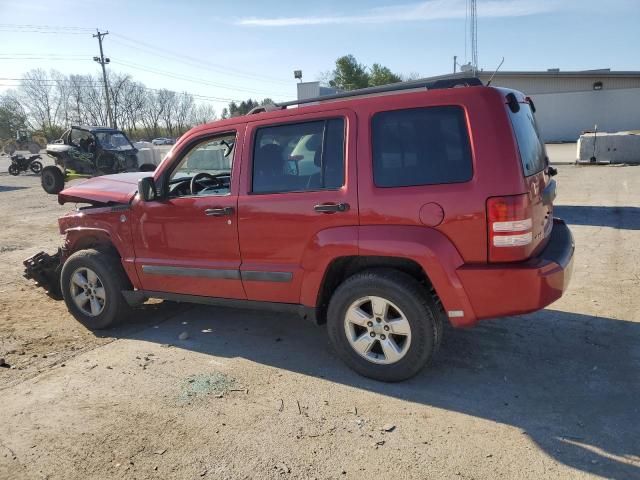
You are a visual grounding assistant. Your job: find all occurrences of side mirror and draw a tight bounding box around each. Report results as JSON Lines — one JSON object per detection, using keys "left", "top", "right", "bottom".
{"left": 138, "top": 177, "right": 157, "bottom": 202}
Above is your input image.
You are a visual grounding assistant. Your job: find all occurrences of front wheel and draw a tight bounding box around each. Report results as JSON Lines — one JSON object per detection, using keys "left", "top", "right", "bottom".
{"left": 61, "top": 249, "right": 132, "bottom": 329}
{"left": 29, "top": 160, "right": 43, "bottom": 174}
{"left": 8, "top": 164, "right": 19, "bottom": 176}
{"left": 327, "top": 269, "right": 443, "bottom": 382}
{"left": 41, "top": 165, "right": 65, "bottom": 194}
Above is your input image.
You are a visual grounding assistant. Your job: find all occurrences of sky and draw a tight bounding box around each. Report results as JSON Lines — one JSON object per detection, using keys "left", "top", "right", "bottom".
{"left": 0, "top": 0, "right": 638, "bottom": 113}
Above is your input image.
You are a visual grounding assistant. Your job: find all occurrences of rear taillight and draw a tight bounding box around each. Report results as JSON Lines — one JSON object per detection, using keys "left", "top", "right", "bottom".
{"left": 487, "top": 194, "right": 533, "bottom": 262}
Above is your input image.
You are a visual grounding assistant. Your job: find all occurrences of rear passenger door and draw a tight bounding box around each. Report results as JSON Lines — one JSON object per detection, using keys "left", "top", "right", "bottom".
{"left": 238, "top": 109, "right": 358, "bottom": 303}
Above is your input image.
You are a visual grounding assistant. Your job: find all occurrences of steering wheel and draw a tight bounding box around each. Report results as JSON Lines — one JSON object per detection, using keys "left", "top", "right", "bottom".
{"left": 190, "top": 172, "right": 222, "bottom": 195}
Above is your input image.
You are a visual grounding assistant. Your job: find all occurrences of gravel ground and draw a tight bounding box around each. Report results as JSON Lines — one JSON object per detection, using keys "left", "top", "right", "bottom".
{"left": 0, "top": 155, "right": 638, "bottom": 480}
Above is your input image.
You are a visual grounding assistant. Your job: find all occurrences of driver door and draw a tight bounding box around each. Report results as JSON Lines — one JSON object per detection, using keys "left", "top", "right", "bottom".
{"left": 131, "top": 128, "right": 245, "bottom": 300}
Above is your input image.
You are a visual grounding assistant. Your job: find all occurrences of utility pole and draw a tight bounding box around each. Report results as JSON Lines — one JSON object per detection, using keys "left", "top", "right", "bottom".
{"left": 453, "top": 55, "right": 457, "bottom": 73}
{"left": 93, "top": 29, "right": 115, "bottom": 128}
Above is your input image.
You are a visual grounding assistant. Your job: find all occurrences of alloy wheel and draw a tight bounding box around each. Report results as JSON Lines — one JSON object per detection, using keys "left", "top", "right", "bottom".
{"left": 344, "top": 296, "right": 412, "bottom": 365}
{"left": 69, "top": 267, "right": 106, "bottom": 316}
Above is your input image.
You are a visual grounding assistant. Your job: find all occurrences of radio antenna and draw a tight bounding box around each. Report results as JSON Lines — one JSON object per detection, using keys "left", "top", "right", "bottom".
{"left": 486, "top": 57, "right": 505, "bottom": 86}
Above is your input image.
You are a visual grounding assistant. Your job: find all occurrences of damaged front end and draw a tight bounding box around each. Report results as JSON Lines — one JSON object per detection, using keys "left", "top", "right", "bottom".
{"left": 23, "top": 249, "right": 63, "bottom": 300}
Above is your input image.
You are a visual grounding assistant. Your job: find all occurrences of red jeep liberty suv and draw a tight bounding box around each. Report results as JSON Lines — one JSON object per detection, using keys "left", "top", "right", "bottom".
{"left": 25, "top": 78, "right": 574, "bottom": 381}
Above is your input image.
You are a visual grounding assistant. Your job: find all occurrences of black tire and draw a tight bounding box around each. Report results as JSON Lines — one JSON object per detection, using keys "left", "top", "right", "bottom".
{"left": 29, "top": 160, "right": 43, "bottom": 174}
{"left": 4, "top": 142, "right": 16, "bottom": 155}
{"left": 8, "top": 164, "right": 19, "bottom": 176}
{"left": 327, "top": 268, "right": 444, "bottom": 382}
{"left": 60, "top": 249, "right": 132, "bottom": 329}
{"left": 41, "top": 166, "right": 65, "bottom": 194}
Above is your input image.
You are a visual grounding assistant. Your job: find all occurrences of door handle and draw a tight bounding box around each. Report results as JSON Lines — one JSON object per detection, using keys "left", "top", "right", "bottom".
{"left": 204, "top": 206, "right": 234, "bottom": 217}
{"left": 314, "top": 203, "right": 350, "bottom": 213}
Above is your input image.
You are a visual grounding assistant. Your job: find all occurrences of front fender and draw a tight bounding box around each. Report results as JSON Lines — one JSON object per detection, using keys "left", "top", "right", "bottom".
{"left": 59, "top": 208, "right": 140, "bottom": 289}
{"left": 357, "top": 225, "right": 478, "bottom": 327}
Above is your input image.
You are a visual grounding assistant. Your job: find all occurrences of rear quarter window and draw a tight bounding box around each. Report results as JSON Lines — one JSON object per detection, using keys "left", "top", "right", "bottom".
{"left": 509, "top": 103, "right": 547, "bottom": 176}
{"left": 371, "top": 106, "right": 473, "bottom": 188}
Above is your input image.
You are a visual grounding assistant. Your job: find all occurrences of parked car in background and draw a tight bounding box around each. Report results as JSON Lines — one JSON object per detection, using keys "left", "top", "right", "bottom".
{"left": 25, "top": 78, "right": 574, "bottom": 382}
{"left": 152, "top": 137, "right": 175, "bottom": 145}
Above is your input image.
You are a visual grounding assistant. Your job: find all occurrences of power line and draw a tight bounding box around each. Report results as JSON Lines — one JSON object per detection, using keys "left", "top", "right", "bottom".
{"left": 0, "top": 56, "right": 89, "bottom": 60}
{"left": 0, "top": 23, "right": 95, "bottom": 30}
{"left": 110, "top": 33, "right": 291, "bottom": 86}
{"left": 0, "top": 53, "right": 289, "bottom": 97}
{"left": 0, "top": 79, "right": 241, "bottom": 103}
{"left": 0, "top": 23, "right": 98, "bottom": 34}
{"left": 110, "top": 59, "right": 289, "bottom": 97}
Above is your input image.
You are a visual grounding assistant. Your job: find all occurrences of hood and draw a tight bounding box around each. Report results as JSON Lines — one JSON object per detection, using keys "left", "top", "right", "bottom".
{"left": 58, "top": 172, "right": 148, "bottom": 206}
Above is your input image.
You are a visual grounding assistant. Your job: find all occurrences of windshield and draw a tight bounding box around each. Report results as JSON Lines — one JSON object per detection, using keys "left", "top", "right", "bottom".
{"left": 95, "top": 131, "right": 135, "bottom": 151}
{"left": 171, "top": 134, "right": 235, "bottom": 181}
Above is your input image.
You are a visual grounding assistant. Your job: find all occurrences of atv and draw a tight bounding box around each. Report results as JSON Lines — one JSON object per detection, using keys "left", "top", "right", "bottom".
{"left": 41, "top": 126, "right": 156, "bottom": 194}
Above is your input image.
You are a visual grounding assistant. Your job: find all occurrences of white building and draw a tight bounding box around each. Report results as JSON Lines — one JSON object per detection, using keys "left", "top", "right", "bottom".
{"left": 297, "top": 70, "right": 640, "bottom": 143}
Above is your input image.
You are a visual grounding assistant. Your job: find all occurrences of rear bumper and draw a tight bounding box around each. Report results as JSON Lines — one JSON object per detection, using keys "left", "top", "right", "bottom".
{"left": 457, "top": 218, "right": 574, "bottom": 323}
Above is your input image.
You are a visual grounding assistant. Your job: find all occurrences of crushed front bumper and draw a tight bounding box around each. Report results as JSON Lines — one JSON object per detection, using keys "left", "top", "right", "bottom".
{"left": 23, "top": 250, "right": 63, "bottom": 300}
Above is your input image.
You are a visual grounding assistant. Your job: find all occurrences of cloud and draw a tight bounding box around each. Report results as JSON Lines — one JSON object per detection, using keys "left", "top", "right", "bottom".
{"left": 237, "top": 0, "right": 558, "bottom": 27}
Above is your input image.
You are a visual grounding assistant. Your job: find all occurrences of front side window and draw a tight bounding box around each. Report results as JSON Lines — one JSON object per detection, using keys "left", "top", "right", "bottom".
{"left": 252, "top": 118, "right": 345, "bottom": 194}
{"left": 372, "top": 106, "right": 473, "bottom": 188}
{"left": 167, "top": 133, "right": 235, "bottom": 197}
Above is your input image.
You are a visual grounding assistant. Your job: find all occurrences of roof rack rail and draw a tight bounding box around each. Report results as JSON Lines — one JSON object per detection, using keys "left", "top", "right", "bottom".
{"left": 247, "top": 103, "right": 284, "bottom": 115}
{"left": 274, "top": 77, "right": 482, "bottom": 108}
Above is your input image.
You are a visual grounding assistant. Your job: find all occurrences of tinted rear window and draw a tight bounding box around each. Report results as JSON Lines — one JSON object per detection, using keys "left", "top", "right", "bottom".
{"left": 509, "top": 103, "right": 546, "bottom": 176}
{"left": 371, "top": 106, "right": 473, "bottom": 188}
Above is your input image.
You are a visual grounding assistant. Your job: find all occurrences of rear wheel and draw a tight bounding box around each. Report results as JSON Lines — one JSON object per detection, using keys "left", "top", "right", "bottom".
{"left": 29, "top": 160, "right": 43, "bottom": 174}
{"left": 41, "top": 166, "right": 65, "bottom": 194}
{"left": 61, "top": 249, "right": 132, "bottom": 329}
{"left": 8, "top": 164, "right": 19, "bottom": 176}
{"left": 27, "top": 142, "right": 41, "bottom": 154}
{"left": 327, "top": 268, "right": 443, "bottom": 382}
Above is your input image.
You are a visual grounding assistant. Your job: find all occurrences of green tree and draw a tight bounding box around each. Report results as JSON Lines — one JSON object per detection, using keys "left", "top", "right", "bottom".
{"left": 326, "top": 55, "right": 405, "bottom": 91}
{"left": 329, "top": 55, "right": 370, "bottom": 91}
{"left": 369, "top": 63, "right": 402, "bottom": 87}
{"left": 226, "top": 98, "right": 275, "bottom": 117}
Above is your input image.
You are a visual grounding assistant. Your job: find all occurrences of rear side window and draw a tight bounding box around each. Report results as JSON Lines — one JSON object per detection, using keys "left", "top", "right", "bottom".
{"left": 371, "top": 106, "right": 472, "bottom": 188}
{"left": 509, "top": 103, "right": 546, "bottom": 176}
{"left": 252, "top": 118, "right": 345, "bottom": 194}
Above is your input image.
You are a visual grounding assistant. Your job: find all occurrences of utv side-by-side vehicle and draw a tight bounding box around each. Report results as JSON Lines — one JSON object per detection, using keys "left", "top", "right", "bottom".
{"left": 24, "top": 78, "right": 574, "bottom": 382}
{"left": 41, "top": 126, "right": 156, "bottom": 194}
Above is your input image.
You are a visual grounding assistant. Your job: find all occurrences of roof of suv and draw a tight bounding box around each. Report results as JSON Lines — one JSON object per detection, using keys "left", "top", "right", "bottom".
{"left": 183, "top": 79, "right": 524, "bottom": 141}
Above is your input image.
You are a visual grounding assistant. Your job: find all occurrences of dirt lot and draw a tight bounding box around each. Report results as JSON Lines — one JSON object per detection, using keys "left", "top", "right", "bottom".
{"left": 0, "top": 157, "right": 639, "bottom": 480}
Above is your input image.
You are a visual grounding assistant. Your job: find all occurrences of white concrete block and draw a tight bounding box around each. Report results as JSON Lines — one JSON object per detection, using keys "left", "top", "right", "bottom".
{"left": 577, "top": 132, "right": 640, "bottom": 164}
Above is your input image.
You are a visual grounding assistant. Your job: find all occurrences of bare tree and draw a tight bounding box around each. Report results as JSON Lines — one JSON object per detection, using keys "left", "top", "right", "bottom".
{"left": 108, "top": 72, "right": 133, "bottom": 130}
{"left": 13, "top": 68, "right": 221, "bottom": 140}
{"left": 174, "top": 92, "right": 195, "bottom": 135}
{"left": 158, "top": 89, "right": 177, "bottom": 136}
{"left": 19, "top": 69, "right": 61, "bottom": 138}
{"left": 190, "top": 103, "right": 217, "bottom": 125}
{"left": 141, "top": 90, "right": 165, "bottom": 139}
